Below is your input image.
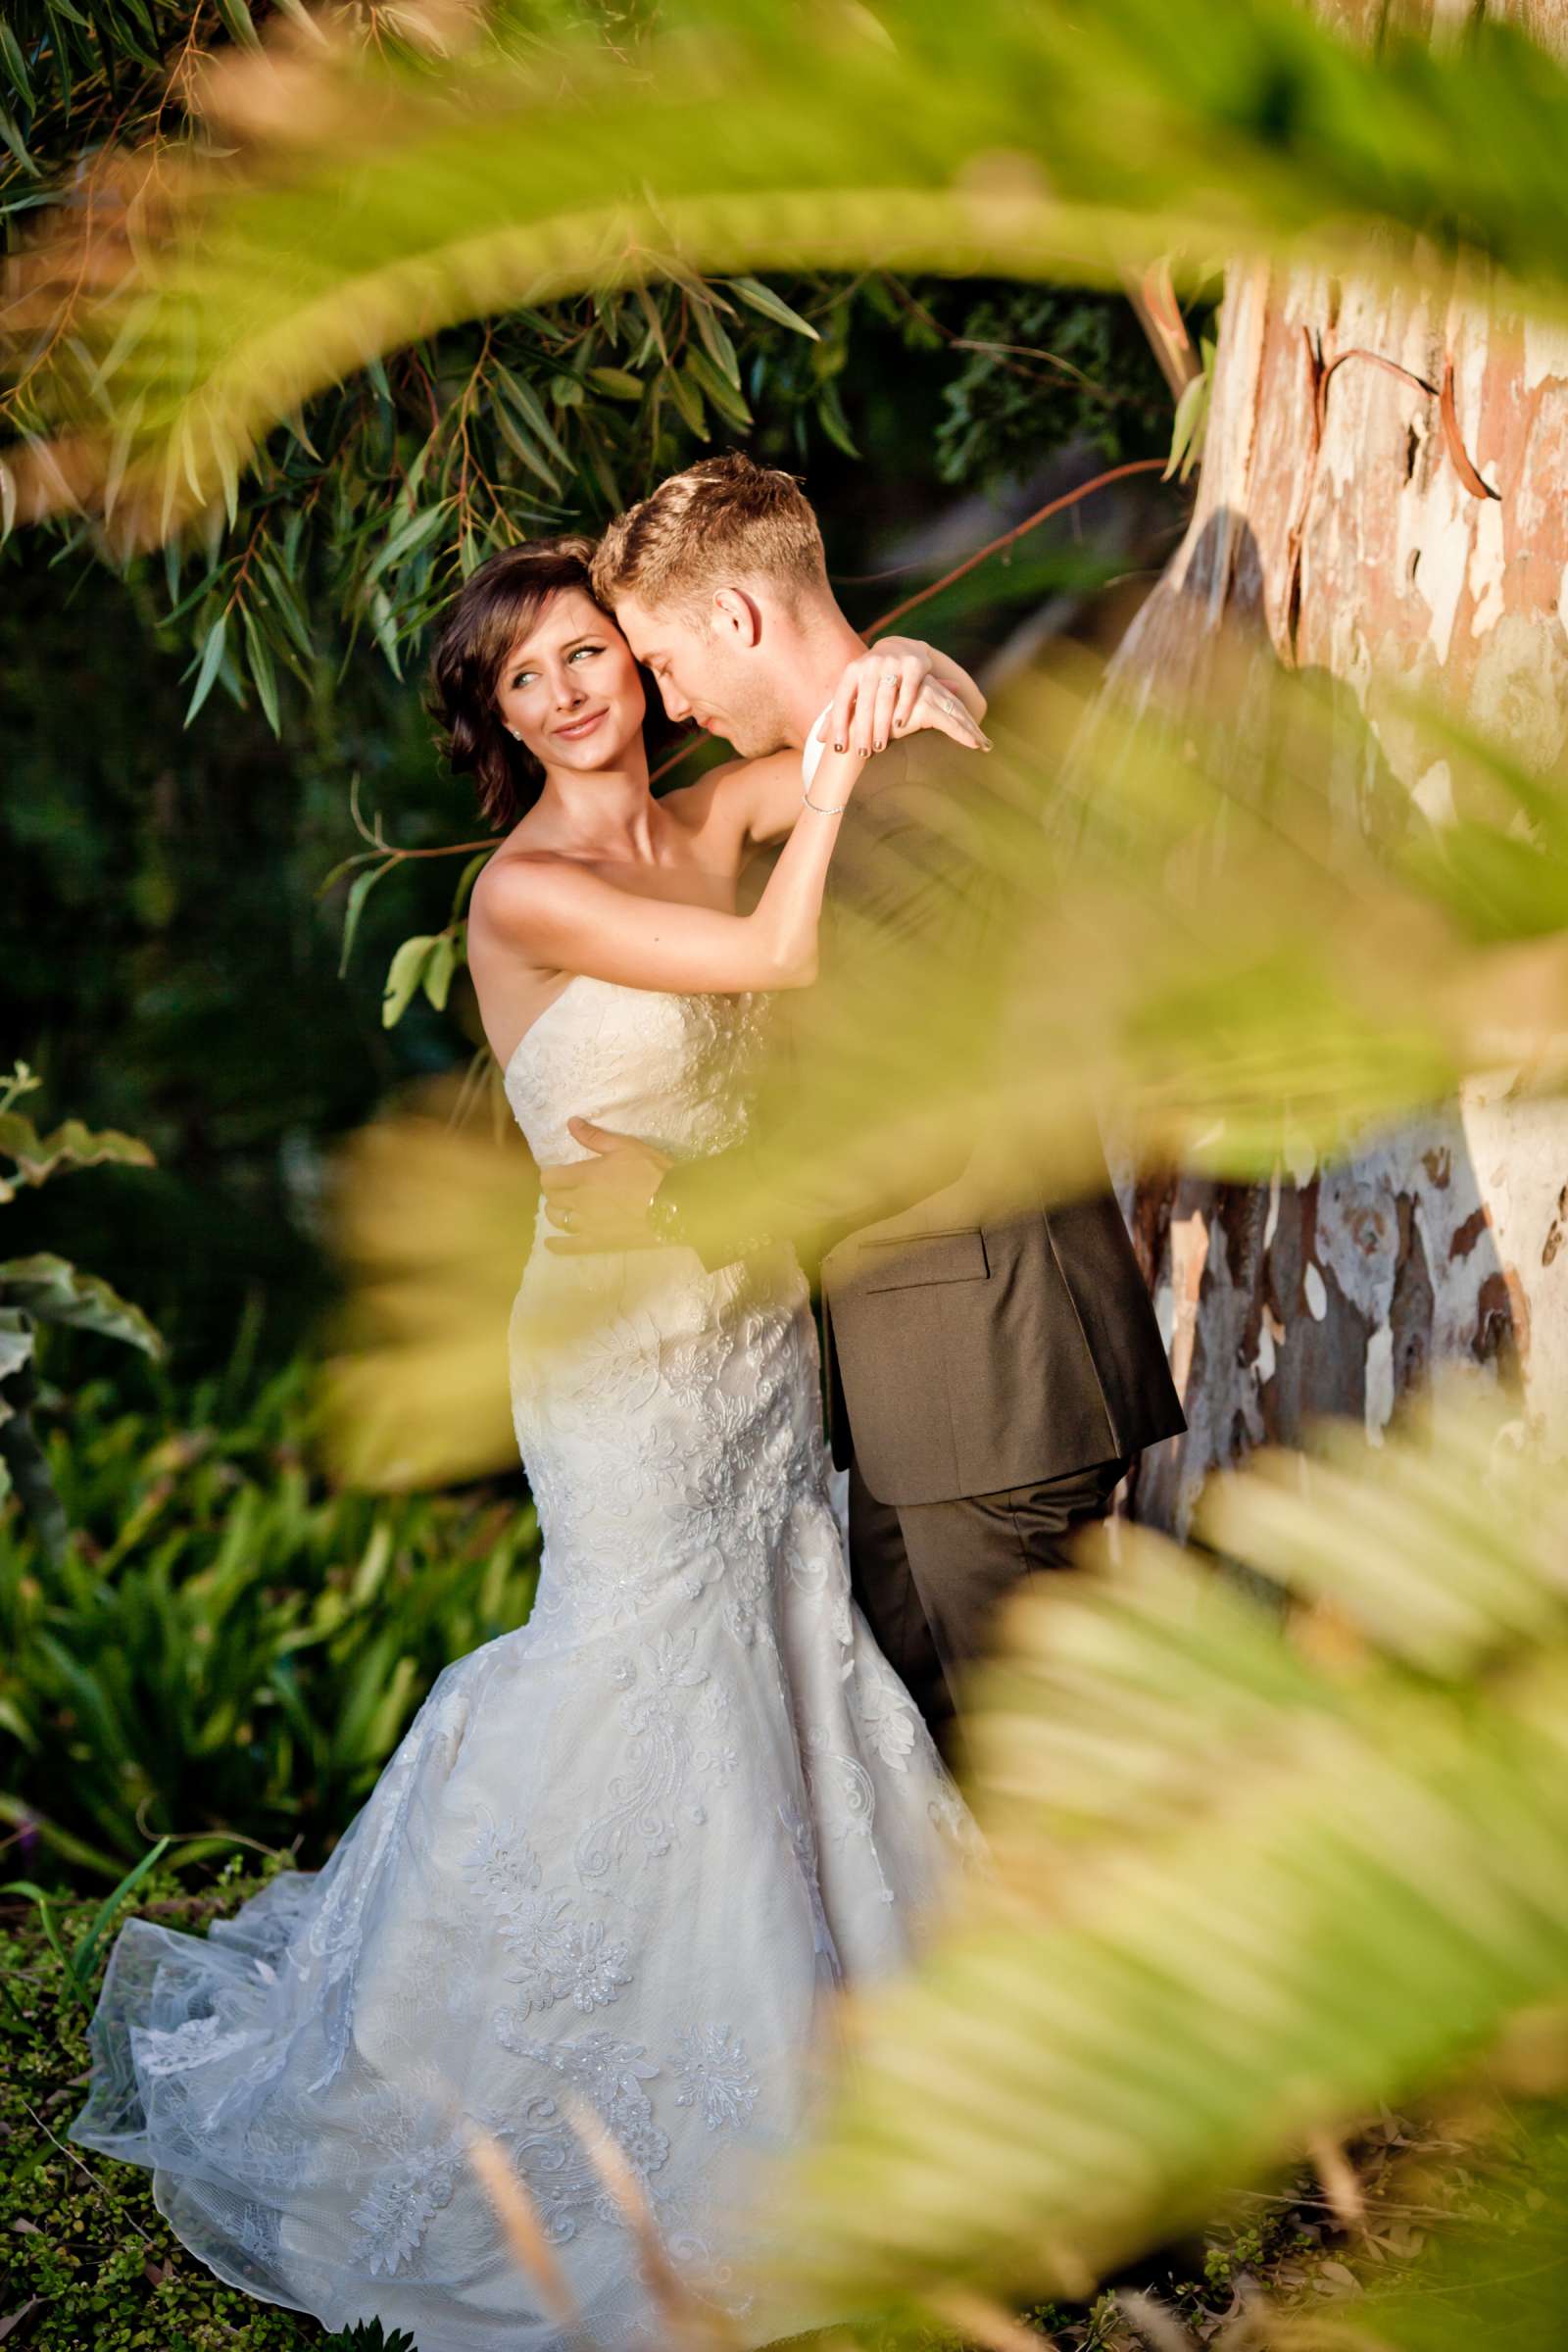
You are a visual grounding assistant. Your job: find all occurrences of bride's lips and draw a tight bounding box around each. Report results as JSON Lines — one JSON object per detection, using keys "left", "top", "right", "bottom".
{"left": 552, "top": 708, "right": 609, "bottom": 743}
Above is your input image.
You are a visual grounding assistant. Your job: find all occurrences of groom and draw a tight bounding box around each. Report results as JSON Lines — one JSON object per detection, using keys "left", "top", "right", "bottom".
{"left": 539, "top": 454, "right": 1186, "bottom": 1755}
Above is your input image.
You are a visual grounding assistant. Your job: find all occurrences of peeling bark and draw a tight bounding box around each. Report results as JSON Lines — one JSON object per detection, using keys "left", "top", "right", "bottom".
{"left": 1108, "top": 3, "right": 1568, "bottom": 1528}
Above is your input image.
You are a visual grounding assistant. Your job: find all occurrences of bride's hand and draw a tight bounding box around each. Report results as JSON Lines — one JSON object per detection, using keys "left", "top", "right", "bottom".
{"left": 821, "top": 640, "right": 991, "bottom": 760}
{"left": 898, "top": 675, "right": 994, "bottom": 753}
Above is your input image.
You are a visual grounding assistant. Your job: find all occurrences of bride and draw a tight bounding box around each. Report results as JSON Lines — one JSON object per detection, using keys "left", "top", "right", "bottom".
{"left": 69, "top": 532, "right": 989, "bottom": 2351}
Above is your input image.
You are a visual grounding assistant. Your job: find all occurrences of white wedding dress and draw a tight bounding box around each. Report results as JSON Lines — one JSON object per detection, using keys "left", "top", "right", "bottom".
{"left": 71, "top": 976, "right": 975, "bottom": 2351}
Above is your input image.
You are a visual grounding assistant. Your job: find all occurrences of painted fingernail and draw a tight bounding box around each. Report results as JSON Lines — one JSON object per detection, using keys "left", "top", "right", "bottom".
{"left": 834, "top": 741, "right": 845, "bottom": 753}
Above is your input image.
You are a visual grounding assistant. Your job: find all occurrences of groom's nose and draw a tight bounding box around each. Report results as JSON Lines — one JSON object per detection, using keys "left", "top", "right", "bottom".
{"left": 660, "top": 679, "right": 692, "bottom": 722}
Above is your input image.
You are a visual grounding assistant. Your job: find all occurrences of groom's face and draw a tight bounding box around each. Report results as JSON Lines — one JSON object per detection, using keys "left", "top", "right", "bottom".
{"left": 612, "top": 590, "right": 791, "bottom": 760}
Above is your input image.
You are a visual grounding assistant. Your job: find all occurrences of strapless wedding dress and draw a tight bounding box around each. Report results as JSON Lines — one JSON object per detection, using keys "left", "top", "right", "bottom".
{"left": 70, "top": 976, "right": 975, "bottom": 2351}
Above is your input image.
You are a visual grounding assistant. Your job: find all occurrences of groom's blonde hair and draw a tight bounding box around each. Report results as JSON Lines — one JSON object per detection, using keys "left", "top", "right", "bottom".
{"left": 591, "top": 452, "right": 828, "bottom": 619}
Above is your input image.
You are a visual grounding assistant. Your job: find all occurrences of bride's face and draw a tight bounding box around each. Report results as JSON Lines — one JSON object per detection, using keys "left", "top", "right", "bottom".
{"left": 494, "top": 588, "right": 646, "bottom": 772}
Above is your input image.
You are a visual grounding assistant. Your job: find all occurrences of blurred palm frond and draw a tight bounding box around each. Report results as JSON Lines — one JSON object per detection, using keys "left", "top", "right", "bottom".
{"left": 11, "top": 0, "right": 1568, "bottom": 536}
{"left": 760, "top": 1372, "right": 1568, "bottom": 2342}
{"left": 319, "top": 1068, "right": 538, "bottom": 1489}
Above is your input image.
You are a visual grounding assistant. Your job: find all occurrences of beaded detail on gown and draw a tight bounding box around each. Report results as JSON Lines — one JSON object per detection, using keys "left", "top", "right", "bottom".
{"left": 68, "top": 975, "right": 975, "bottom": 2351}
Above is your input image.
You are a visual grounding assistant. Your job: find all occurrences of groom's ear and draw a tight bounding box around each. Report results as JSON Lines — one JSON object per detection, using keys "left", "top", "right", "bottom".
{"left": 711, "top": 585, "right": 762, "bottom": 648}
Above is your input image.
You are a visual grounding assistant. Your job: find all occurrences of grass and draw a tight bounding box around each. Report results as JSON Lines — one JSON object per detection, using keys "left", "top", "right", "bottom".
{"left": 0, "top": 1853, "right": 420, "bottom": 2351}
{"left": 1, "top": 1851, "right": 1508, "bottom": 2352}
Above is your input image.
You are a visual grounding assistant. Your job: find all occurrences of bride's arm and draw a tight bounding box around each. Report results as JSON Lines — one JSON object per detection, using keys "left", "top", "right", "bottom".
{"left": 471, "top": 743, "right": 867, "bottom": 997}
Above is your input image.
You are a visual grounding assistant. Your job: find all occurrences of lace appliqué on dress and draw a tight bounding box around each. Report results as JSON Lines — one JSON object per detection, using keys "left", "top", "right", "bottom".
{"left": 669, "top": 2026, "right": 760, "bottom": 2132}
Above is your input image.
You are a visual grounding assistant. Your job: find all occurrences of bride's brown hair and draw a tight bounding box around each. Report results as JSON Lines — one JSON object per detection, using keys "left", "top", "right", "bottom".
{"left": 429, "top": 535, "right": 601, "bottom": 831}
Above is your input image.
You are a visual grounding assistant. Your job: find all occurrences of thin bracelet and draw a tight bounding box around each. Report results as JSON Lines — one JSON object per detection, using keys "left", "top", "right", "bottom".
{"left": 802, "top": 778, "right": 848, "bottom": 814}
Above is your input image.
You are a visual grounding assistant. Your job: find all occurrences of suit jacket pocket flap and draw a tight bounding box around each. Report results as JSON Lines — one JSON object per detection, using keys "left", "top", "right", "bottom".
{"left": 853, "top": 1228, "right": 989, "bottom": 1292}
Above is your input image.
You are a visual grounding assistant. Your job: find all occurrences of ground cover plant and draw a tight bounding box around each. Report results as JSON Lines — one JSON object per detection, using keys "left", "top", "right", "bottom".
{"left": 0, "top": 1853, "right": 420, "bottom": 2349}
{"left": 0, "top": 1343, "right": 540, "bottom": 1877}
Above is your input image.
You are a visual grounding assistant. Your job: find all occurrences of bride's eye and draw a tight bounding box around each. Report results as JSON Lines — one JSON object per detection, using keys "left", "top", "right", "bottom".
{"left": 569, "top": 645, "right": 602, "bottom": 662}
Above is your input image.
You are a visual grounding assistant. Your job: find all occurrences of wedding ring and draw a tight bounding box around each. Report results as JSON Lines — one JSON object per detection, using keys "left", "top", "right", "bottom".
{"left": 883, "top": 667, "right": 901, "bottom": 683}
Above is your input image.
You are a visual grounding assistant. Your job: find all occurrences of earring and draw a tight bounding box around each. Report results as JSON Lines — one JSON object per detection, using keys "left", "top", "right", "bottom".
{"left": 506, "top": 725, "right": 521, "bottom": 740}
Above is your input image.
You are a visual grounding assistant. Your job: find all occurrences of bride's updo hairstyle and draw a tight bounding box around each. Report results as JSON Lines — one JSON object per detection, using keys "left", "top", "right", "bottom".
{"left": 430, "top": 534, "right": 600, "bottom": 831}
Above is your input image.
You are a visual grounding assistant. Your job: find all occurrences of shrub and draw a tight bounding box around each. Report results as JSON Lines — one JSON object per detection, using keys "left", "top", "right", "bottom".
{"left": 0, "top": 1357, "right": 539, "bottom": 1878}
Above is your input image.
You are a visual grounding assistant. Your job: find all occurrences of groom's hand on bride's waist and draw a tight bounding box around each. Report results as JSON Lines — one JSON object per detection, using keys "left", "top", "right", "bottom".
{"left": 540, "top": 1119, "right": 673, "bottom": 1252}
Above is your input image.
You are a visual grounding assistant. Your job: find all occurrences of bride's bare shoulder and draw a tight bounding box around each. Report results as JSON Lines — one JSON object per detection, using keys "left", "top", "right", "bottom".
{"left": 468, "top": 832, "right": 584, "bottom": 929}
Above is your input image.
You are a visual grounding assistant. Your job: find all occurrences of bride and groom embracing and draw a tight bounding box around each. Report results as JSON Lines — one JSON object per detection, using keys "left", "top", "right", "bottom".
{"left": 70, "top": 454, "right": 1186, "bottom": 2349}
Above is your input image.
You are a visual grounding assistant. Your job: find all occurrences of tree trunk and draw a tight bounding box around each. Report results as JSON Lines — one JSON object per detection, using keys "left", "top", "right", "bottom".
{"left": 1107, "top": 14, "right": 1568, "bottom": 1531}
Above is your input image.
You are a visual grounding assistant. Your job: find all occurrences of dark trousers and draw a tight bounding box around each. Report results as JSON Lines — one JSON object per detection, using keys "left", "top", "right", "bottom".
{"left": 848, "top": 1450, "right": 1131, "bottom": 1765}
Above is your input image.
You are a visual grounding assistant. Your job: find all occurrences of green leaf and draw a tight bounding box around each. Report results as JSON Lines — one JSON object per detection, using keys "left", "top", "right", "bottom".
{"left": 0, "top": 1885, "right": 71, "bottom": 1981}
{"left": 665, "top": 359, "right": 708, "bottom": 439}
{"left": 0, "top": 1108, "right": 155, "bottom": 1188}
{"left": 69, "top": 1837, "right": 172, "bottom": 1997}
{"left": 577, "top": 416, "right": 622, "bottom": 512}
{"left": 587, "top": 365, "right": 645, "bottom": 401}
{"left": 815, "top": 375, "right": 859, "bottom": 460}
{"left": 184, "top": 612, "right": 228, "bottom": 727}
{"left": 381, "top": 934, "right": 436, "bottom": 1029}
{"left": 629, "top": 283, "right": 669, "bottom": 362}
{"left": 365, "top": 502, "right": 447, "bottom": 589}
{"left": 684, "top": 344, "right": 752, "bottom": 427}
{"left": 451, "top": 850, "right": 490, "bottom": 920}
{"left": 421, "top": 931, "right": 459, "bottom": 1010}
{"left": 0, "top": 97, "right": 38, "bottom": 179}
{"left": 0, "top": 1253, "right": 162, "bottom": 1354}
{"left": 0, "top": 19, "right": 35, "bottom": 111}
{"left": 369, "top": 585, "right": 403, "bottom": 678}
{"left": 338, "top": 858, "right": 390, "bottom": 978}
{"left": 210, "top": 0, "right": 261, "bottom": 47}
{"left": 728, "top": 276, "right": 821, "bottom": 341}
{"left": 40, "top": 1, "right": 73, "bottom": 114}
{"left": 256, "top": 549, "right": 315, "bottom": 664}
{"left": 493, "top": 400, "right": 562, "bottom": 492}
{"left": 242, "top": 608, "right": 281, "bottom": 736}
{"left": 691, "top": 300, "right": 742, "bottom": 388}
{"left": 494, "top": 368, "right": 571, "bottom": 468}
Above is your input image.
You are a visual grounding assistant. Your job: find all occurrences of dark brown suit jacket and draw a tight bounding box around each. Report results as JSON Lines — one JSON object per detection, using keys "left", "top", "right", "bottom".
{"left": 658, "top": 730, "right": 1187, "bottom": 1504}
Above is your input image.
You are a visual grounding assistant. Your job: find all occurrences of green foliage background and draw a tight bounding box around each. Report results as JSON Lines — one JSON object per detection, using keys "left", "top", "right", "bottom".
{"left": 0, "top": 1348, "right": 541, "bottom": 1872}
